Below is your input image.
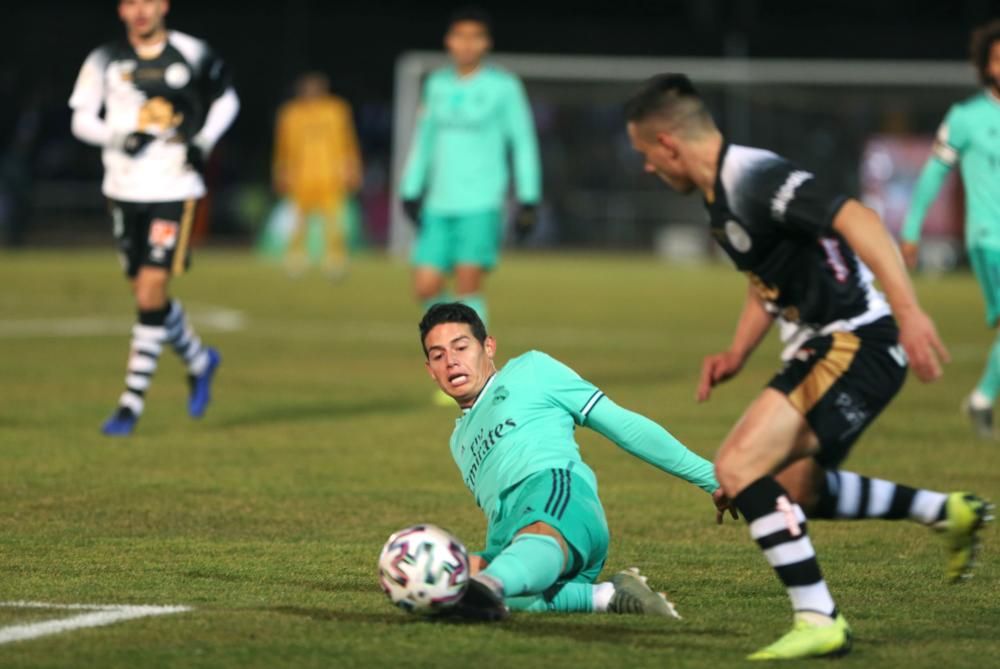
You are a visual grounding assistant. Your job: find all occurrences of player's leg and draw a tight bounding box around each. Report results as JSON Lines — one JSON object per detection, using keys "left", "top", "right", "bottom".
{"left": 716, "top": 389, "right": 852, "bottom": 660}
{"left": 285, "top": 193, "right": 311, "bottom": 277}
{"left": 102, "top": 202, "right": 165, "bottom": 435}
{"left": 964, "top": 247, "right": 1000, "bottom": 438}
{"left": 453, "top": 210, "right": 502, "bottom": 325}
{"left": 320, "top": 194, "right": 347, "bottom": 280}
{"left": 776, "top": 323, "right": 992, "bottom": 582}
{"left": 411, "top": 211, "right": 453, "bottom": 310}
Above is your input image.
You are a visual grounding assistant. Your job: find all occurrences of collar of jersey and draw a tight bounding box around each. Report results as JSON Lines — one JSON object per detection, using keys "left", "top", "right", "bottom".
{"left": 987, "top": 88, "right": 1000, "bottom": 108}
{"left": 462, "top": 373, "right": 497, "bottom": 415}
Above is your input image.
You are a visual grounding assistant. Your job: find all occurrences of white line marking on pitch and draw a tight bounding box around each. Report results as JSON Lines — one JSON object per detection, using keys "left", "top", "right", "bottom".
{"left": 0, "top": 303, "right": 245, "bottom": 338}
{"left": 0, "top": 601, "right": 191, "bottom": 645}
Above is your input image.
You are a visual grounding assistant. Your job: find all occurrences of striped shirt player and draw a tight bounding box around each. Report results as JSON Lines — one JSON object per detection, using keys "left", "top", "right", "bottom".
{"left": 902, "top": 21, "right": 1000, "bottom": 437}
{"left": 626, "top": 74, "right": 988, "bottom": 660}
{"left": 70, "top": 1, "right": 239, "bottom": 436}
{"left": 421, "top": 303, "right": 729, "bottom": 620}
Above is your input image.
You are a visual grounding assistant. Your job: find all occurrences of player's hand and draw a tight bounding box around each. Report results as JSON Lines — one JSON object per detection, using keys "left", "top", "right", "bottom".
{"left": 897, "top": 307, "right": 950, "bottom": 382}
{"left": 121, "top": 131, "right": 155, "bottom": 157}
{"left": 402, "top": 199, "right": 422, "bottom": 229}
{"left": 900, "top": 241, "right": 920, "bottom": 270}
{"left": 712, "top": 488, "right": 738, "bottom": 524}
{"left": 469, "top": 554, "right": 488, "bottom": 575}
{"left": 186, "top": 144, "right": 205, "bottom": 174}
{"left": 697, "top": 350, "right": 745, "bottom": 402}
{"left": 513, "top": 204, "right": 538, "bottom": 243}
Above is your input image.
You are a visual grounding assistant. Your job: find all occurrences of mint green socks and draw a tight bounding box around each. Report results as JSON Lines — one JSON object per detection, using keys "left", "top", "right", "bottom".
{"left": 457, "top": 293, "right": 488, "bottom": 326}
{"left": 973, "top": 333, "right": 1000, "bottom": 405}
{"left": 481, "top": 534, "right": 564, "bottom": 598}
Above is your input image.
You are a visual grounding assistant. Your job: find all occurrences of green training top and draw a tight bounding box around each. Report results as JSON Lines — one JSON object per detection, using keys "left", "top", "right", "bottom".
{"left": 448, "top": 350, "right": 718, "bottom": 517}
{"left": 903, "top": 91, "right": 1000, "bottom": 251}
{"left": 400, "top": 64, "right": 541, "bottom": 215}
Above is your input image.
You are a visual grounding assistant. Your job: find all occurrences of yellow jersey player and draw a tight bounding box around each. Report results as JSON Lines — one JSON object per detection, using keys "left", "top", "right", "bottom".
{"left": 70, "top": 0, "right": 239, "bottom": 436}
{"left": 273, "top": 72, "right": 363, "bottom": 279}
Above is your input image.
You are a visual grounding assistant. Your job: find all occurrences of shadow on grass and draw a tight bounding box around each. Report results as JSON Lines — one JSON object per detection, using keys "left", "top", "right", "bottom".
{"left": 264, "top": 605, "right": 747, "bottom": 649}
{"left": 215, "top": 396, "right": 426, "bottom": 428}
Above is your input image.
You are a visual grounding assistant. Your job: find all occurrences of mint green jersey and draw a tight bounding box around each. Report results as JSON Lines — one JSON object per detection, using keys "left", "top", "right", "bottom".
{"left": 903, "top": 91, "right": 1000, "bottom": 251}
{"left": 400, "top": 65, "right": 541, "bottom": 215}
{"left": 448, "top": 351, "right": 719, "bottom": 516}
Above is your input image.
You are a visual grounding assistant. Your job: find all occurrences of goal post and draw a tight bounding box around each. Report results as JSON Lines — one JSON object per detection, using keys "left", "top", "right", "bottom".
{"left": 390, "top": 52, "right": 975, "bottom": 256}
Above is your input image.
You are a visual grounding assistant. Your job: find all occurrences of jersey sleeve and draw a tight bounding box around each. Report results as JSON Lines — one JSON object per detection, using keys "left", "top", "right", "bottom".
{"left": 200, "top": 48, "right": 233, "bottom": 102}
{"left": 400, "top": 77, "right": 436, "bottom": 200}
{"left": 69, "top": 47, "right": 106, "bottom": 112}
{"left": 69, "top": 47, "right": 115, "bottom": 147}
{"left": 527, "top": 352, "right": 605, "bottom": 426}
{"left": 503, "top": 75, "right": 541, "bottom": 205}
{"left": 743, "top": 158, "right": 848, "bottom": 238}
{"left": 585, "top": 397, "right": 719, "bottom": 494}
{"left": 901, "top": 105, "right": 964, "bottom": 243}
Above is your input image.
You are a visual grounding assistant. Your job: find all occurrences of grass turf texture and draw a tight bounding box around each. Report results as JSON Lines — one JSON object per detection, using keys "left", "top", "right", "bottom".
{"left": 0, "top": 250, "right": 997, "bottom": 668}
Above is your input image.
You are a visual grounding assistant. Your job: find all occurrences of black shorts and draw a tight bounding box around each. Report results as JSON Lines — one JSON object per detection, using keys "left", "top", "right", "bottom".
{"left": 109, "top": 199, "right": 198, "bottom": 278}
{"left": 769, "top": 317, "right": 907, "bottom": 468}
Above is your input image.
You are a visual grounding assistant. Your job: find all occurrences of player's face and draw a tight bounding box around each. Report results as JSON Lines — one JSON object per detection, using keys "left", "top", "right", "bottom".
{"left": 424, "top": 323, "right": 497, "bottom": 406}
{"left": 445, "top": 21, "right": 491, "bottom": 70}
{"left": 119, "top": 0, "right": 169, "bottom": 40}
{"left": 987, "top": 41, "right": 1000, "bottom": 91}
{"left": 627, "top": 121, "right": 696, "bottom": 194}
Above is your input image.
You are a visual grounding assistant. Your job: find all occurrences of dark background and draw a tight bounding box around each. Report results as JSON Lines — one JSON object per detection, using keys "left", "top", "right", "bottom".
{"left": 2, "top": 0, "right": 999, "bottom": 247}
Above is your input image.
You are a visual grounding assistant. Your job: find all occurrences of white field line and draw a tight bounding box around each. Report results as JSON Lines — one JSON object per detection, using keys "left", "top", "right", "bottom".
{"left": 0, "top": 304, "right": 245, "bottom": 338}
{"left": 0, "top": 601, "right": 191, "bottom": 645}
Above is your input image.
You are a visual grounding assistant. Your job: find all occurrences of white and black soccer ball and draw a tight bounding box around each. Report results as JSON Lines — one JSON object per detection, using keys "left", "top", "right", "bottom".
{"left": 378, "top": 523, "right": 470, "bottom": 614}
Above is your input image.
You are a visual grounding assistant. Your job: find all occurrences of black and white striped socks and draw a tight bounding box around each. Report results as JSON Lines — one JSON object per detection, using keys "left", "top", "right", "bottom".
{"left": 165, "top": 300, "right": 209, "bottom": 377}
{"left": 814, "top": 470, "right": 947, "bottom": 525}
{"left": 736, "top": 477, "right": 836, "bottom": 618}
{"left": 118, "top": 306, "right": 169, "bottom": 416}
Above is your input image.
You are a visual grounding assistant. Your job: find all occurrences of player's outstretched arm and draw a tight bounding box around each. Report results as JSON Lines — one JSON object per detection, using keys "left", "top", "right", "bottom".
{"left": 900, "top": 107, "right": 963, "bottom": 269}
{"left": 834, "top": 199, "right": 950, "bottom": 381}
{"left": 697, "top": 282, "right": 773, "bottom": 402}
{"left": 586, "top": 397, "right": 736, "bottom": 522}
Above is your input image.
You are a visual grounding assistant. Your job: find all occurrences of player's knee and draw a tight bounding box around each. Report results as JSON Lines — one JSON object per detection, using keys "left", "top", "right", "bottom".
{"left": 714, "top": 450, "right": 757, "bottom": 497}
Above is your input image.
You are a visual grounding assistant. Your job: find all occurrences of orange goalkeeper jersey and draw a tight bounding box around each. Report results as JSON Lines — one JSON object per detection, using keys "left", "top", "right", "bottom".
{"left": 273, "top": 94, "right": 361, "bottom": 204}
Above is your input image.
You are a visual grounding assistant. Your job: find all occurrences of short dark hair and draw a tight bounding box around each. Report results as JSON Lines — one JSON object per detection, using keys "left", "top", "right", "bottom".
{"left": 448, "top": 5, "right": 492, "bottom": 34}
{"left": 624, "top": 73, "right": 715, "bottom": 136}
{"left": 419, "top": 302, "right": 488, "bottom": 356}
{"left": 971, "top": 20, "right": 1000, "bottom": 86}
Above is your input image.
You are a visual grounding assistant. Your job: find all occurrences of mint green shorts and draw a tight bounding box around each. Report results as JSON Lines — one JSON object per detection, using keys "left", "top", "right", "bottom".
{"left": 969, "top": 246, "right": 1000, "bottom": 327}
{"left": 411, "top": 209, "right": 503, "bottom": 273}
{"left": 479, "top": 469, "right": 610, "bottom": 584}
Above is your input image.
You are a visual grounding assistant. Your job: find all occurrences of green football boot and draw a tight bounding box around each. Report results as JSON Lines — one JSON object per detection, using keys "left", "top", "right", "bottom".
{"left": 747, "top": 613, "right": 852, "bottom": 661}
{"left": 608, "top": 568, "right": 680, "bottom": 619}
{"left": 935, "top": 492, "right": 994, "bottom": 583}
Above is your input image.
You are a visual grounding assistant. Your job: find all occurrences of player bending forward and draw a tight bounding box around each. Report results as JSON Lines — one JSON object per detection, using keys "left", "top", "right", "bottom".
{"left": 419, "top": 302, "right": 734, "bottom": 620}
{"left": 70, "top": 0, "right": 238, "bottom": 435}
{"left": 626, "top": 74, "right": 992, "bottom": 660}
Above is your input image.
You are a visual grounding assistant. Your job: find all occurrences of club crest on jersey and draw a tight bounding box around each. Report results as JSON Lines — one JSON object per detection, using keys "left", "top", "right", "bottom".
{"left": 492, "top": 386, "right": 509, "bottom": 405}
{"left": 164, "top": 63, "right": 191, "bottom": 89}
{"left": 724, "top": 220, "right": 752, "bottom": 253}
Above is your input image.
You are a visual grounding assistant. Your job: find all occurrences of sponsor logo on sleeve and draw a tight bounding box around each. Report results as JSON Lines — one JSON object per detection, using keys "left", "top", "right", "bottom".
{"left": 770, "top": 169, "right": 813, "bottom": 222}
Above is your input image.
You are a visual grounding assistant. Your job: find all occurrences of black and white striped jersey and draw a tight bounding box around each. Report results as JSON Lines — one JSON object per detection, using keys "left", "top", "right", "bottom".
{"left": 707, "top": 143, "right": 891, "bottom": 358}
{"left": 69, "top": 30, "right": 239, "bottom": 202}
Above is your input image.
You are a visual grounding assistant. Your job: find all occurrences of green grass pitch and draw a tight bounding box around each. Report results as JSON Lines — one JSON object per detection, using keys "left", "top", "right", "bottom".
{"left": 0, "top": 250, "right": 997, "bottom": 668}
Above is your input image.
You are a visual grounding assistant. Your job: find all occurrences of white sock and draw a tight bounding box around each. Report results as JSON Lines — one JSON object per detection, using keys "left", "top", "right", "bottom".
{"left": 591, "top": 582, "right": 615, "bottom": 612}
{"left": 970, "top": 390, "right": 993, "bottom": 410}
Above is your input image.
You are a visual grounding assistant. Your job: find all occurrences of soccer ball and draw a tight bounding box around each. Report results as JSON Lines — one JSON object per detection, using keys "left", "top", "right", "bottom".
{"left": 378, "top": 523, "right": 470, "bottom": 614}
